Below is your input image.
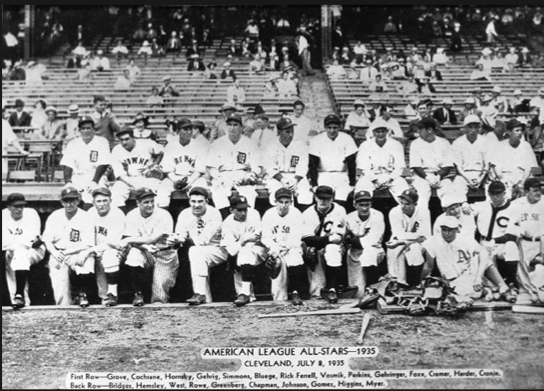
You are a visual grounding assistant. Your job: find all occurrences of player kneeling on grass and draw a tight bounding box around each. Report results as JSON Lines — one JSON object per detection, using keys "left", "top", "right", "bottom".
{"left": 42, "top": 187, "right": 95, "bottom": 307}
{"left": 262, "top": 188, "right": 308, "bottom": 305}
{"left": 86, "top": 187, "right": 127, "bottom": 307}
{"left": 171, "top": 187, "right": 227, "bottom": 306}
{"left": 121, "top": 188, "right": 178, "bottom": 306}
{"left": 221, "top": 195, "right": 268, "bottom": 306}
{"left": 422, "top": 216, "right": 514, "bottom": 302}
{"left": 2, "top": 193, "right": 46, "bottom": 309}
{"left": 344, "top": 190, "right": 386, "bottom": 299}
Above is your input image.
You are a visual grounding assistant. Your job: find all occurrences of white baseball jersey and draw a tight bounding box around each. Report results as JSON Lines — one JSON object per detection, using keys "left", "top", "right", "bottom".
{"left": 451, "top": 135, "right": 489, "bottom": 173}
{"left": 409, "top": 137, "right": 454, "bottom": 173}
{"left": 2, "top": 208, "right": 41, "bottom": 250}
{"left": 175, "top": 206, "right": 222, "bottom": 246}
{"left": 111, "top": 139, "right": 163, "bottom": 178}
{"left": 357, "top": 138, "right": 405, "bottom": 178}
{"left": 388, "top": 205, "right": 432, "bottom": 241}
{"left": 86, "top": 206, "right": 126, "bottom": 251}
{"left": 507, "top": 197, "right": 544, "bottom": 238}
{"left": 42, "top": 208, "right": 93, "bottom": 251}
{"left": 302, "top": 203, "right": 347, "bottom": 238}
{"left": 345, "top": 209, "right": 385, "bottom": 260}
{"left": 60, "top": 135, "right": 111, "bottom": 176}
{"left": 488, "top": 140, "right": 538, "bottom": 181}
{"left": 207, "top": 135, "right": 261, "bottom": 173}
{"left": 262, "top": 207, "right": 305, "bottom": 250}
{"left": 125, "top": 207, "right": 174, "bottom": 240}
{"left": 221, "top": 208, "right": 262, "bottom": 256}
{"left": 263, "top": 137, "right": 309, "bottom": 179}
{"left": 161, "top": 139, "right": 207, "bottom": 177}
{"left": 471, "top": 200, "right": 515, "bottom": 241}
{"left": 309, "top": 132, "right": 358, "bottom": 173}
{"left": 433, "top": 212, "right": 477, "bottom": 239}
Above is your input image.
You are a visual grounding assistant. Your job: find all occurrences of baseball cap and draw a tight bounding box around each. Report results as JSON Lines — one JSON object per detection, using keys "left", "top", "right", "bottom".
{"left": 61, "top": 187, "right": 81, "bottom": 200}
{"left": 226, "top": 113, "right": 243, "bottom": 125}
{"left": 275, "top": 188, "right": 293, "bottom": 201}
{"left": 369, "top": 118, "right": 389, "bottom": 132}
{"left": 440, "top": 216, "right": 460, "bottom": 229}
{"left": 441, "top": 193, "right": 465, "bottom": 209}
{"left": 220, "top": 102, "right": 237, "bottom": 112}
{"left": 276, "top": 117, "right": 296, "bottom": 131}
{"left": 135, "top": 187, "right": 156, "bottom": 200}
{"left": 116, "top": 125, "right": 134, "bottom": 138}
{"left": 230, "top": 195, "right": 249, "bottom": 209}
{"left": 523, "top": 178, "right": 542, "bottom": 191}
{"left": 488, "top": 181, "right": 506, "bottom": 194}
{"left": 416, "top": 117, "right": 436, "bottom": 130}
{"left": 7, "top": 193, "right": 27, "bottom": 206}
{"left": 399, "top": 188, "right": 419, "bottom": 204}
{"left": 192, "top": 120, "right": 206, "bottom": 132}
{"left": 178, "top": 118, "right": 193, "bottom": 128}
{"left": 354, "top": 190, "right": 372, "bottom": 203}
{"left": 506, "top": 118, "right": 525, "bottom": 130}
{"left": 92, "top": 187, "right": 112, "bottom": 197}
{"left": 189, "top": 186, "right": 209, "bottom": 198}
{"left": 324, "top": 114, "right": 341, "bottom": 127}
{"left": 315, "top": 185, "right": 335, "bottom": 199}
{"left": 78, "top": 116, "right": 95, "bottom": 128}
{"left": 353, "top": 99, "right": 365, "bottom": 107}
{"left": 463, "top": 114, "right": 481, "bottom": 126}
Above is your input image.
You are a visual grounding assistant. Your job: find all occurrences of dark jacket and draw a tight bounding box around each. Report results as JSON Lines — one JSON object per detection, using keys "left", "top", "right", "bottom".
{"left": 8, "top": 111, "right": 32, "bottom": 127}
{"left": 432, "top": 107, "right": 458, "bottom": 124}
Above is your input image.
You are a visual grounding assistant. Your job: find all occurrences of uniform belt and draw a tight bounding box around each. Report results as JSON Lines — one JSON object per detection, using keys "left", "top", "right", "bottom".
{"left": 521, "top": 235, "right": 541, "bottom": 242}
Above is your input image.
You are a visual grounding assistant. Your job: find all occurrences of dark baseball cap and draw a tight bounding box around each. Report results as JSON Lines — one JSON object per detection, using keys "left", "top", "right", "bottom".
{"left": 92, "top": 187, "right": 112, "bottom": 197}
{"left": 189, "top": 186, "right": 209, "bottom": 198}
{"left": 315, "top": 185, "right": 335, "bottom": 199}
{"left": 7, "top": 193, "right": 26, "bottom": 206}
{"left": 488, "top": 181, "right": 506, "bottom": 194}
{"left": 524, "top": 178, "right": 542, "bottom": 191}
{"left": 254, "top": 104, "right": 265, "bottom": 115}
{"left": 276, "top": 117, "right": 296, "bottom": 131}
{"left": 416, "top": 117, "right": 436, "bottom": 130}
{"left": 226, "top": 113, "right": 243, "bottom": 125}
{"left": 192, "top": 120, "right": 205, "bottom": 132}
{"left": 179, "top": 118, "right": 193, "bottom": 129}
{"left": 116, "top": 125, "right": 134, "bottom": 138}
{"left": 275, "top": 188, "right": 292, "bottom": 200}
{"left": 135, "top": 187, "right": 156, "bottom": 200}
{"left": 506, "top": 118, "right": 525, "bottom": 131}
{"left": 230, "top": 195, "right": 249, "bottom": 209}
{"left": 399, "top": 188, "right": 419, "bottom": 204}
{"left": 324, "top": 114, "right": 341, "bottom": 127}
{"left": 78, "top": 116, "right": 95, "bottom": 128}
{"left": 354, "top": 190, "right": 372, "bottom": 203}
{"left": 61, "top": 187, "right": 81, "bottom": 200}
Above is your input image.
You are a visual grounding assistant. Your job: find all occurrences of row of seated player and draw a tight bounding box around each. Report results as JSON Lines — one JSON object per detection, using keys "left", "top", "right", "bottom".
{"left": 3, "top": 176, "right": 542, "bottom": 309}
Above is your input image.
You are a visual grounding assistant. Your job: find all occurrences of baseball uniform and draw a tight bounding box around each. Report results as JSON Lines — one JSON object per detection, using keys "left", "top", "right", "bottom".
{"left": 175, "top": 205, "right": 227, "bottom": 303}
{"left": 110, "top": 138, "right": 164, "bottom": 207}
{"left": 345, "top": 209, "right": 385, "bottom": 298}
{"left": 60, "top": 135, "right": 111, "bottom": 203}
{"left": 2, "top": 207, "right": 45, "bottom": 305}
{"left": 302, "top": 203, "right": 347, "bottom": 298}
{"left": 42, "top": 207, "right": 94, "bottom": 305}
{"left": 262, "top": 206, "right": 306, "bottom": 300}
{"left": 451, "top": 134, "right": 489, "bottom": 194}
{"left": 433, "top": 212, "right": 477, "bottom": 240}
{"left": 124, "top": 206, "right": 178, "bottom": 303}
{"left": 355, "top": 137, "right": 409, "bottom": 203}
{"left": 263, "top": 137, "right": 313, "bottom": 205}
{"left": 387, "top": 204, "right": 432, "bottom": 285}
{"left": 207, "top": 135, "right": 262, "bottom": 209}
{"left": 309, "top": 131, "right": 358, "bottom": 201}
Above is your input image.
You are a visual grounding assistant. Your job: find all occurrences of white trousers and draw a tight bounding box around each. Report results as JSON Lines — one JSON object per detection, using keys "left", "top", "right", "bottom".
{"left": 188, "top": 245, "right": 229, "bottom": 303}
{"left": 157, "top": 176, "right": 208, "bottom": 208}
{"left": 347, "top": 248, "right": 384, "bottom": 299}
{"left": 4, "top": 246, "right": 45, "bottom": 304}
{"left": 49, "top": 252, "right": 95, "bottom": 305}
{"left": 111, "top": 177, "right": 161, "bottom": 207}
{"left": 267, "top": 176, "right": 314, "bottom": 206}
{"left": 269, "top": 247, "right": 305, "bottom": 301}
{"left": 317, "top": 172, "right": 353, "bottom": 201}
{"left": 386, "top": 243, "right": 425, "bottom": 285}
{"left": 233, "top": 245, "right": 268, "bottom": 301}
{"left": 355, "top": 173, "right": 410, "bottom": 204}
{"left": 307, "top": 244, "right": 344, "bottom": 298}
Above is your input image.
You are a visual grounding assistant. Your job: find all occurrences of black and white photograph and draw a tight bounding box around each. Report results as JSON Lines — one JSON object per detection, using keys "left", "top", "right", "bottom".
{"left": 2, "top": 4, "right": 544, "bottom": 389}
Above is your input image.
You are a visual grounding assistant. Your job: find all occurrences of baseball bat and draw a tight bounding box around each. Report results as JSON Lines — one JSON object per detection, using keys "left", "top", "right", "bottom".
{"left": 512, "top": 305, "right": 544, "bottom": 314}
{"left": 357, "top": 312, "right": 371, "bottom": 345}
{"left": 258, "top": 308, "right": 360, "bottom": 318}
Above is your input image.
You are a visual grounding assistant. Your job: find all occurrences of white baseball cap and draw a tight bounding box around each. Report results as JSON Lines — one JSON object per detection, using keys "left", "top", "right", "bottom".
{"left": 463, "top": 114, "right": 481, "bottom": 126}
{"left": 369, "top": 118, "right": 390, "bottom": 132}
{"left": 439, "top": 215, "right": 460, "bottom": 229}
{"left": 441, "top": 194, "right": 466, "bottom": 209}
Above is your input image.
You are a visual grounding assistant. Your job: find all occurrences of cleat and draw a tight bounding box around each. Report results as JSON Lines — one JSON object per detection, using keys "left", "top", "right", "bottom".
{"left": 12, "top": 294, "right": 25, "bottom": 309}
{"left": 187, "top": 294, "right": 206, "bottom": 306}
{"left": 79, "top": 293, "right": 90, "bottom": 308}
{"left": 104, "top": 293, "right": 118, "bottom": 307}
{"left": 133, "top": 292, "right": 144, "bottom": 307}
{"left": 327, "top": 289, "right": 338, "bottom": 304}
{"left": 234, "top": 294, "right": 250, "bottom": 307}
{"left": 291, "top": 291, "right": 303, "bottom": 306}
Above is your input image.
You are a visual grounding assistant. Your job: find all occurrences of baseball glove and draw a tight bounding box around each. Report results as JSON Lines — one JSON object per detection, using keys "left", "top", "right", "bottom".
{"left": 141, "top": 164, "right": 164, "bottom": 180}
{"left": 302, "top": 243, "right": 319, "bottom": 271}
{"left": 174, "top": 177, "right": 189, "bottom": 190}
{"left": 264, "top": 254, "right": 282, "bottom": 279}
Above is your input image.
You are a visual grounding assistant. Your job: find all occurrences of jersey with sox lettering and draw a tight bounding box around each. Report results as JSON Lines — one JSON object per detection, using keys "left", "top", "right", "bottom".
{"left": 221, "top": 208, "right": 263, "bottom": 255}
{"left": 302, "top": 203, "right": 347, "bottom": 239}
{"left": 470, "top": 199, "right": 515, "bottom": 241}
{"left": 2, "top": 208, "right": 41, "bottom": 250}
{"left": 506, "top": 196, "right": 544, "bottom": 238}
{"left": 42, "top": 208, "right": 93, "bottom": 251}
{"left": 175, "top": 206, "right": 223, "bottom": 247}
{"left": 309, "top": 132, "right": 358, "bottom": 172}
{"left": 161, "top": 138, "right": 207, "bottom": 177}
{"left": 263, "top": 137, "right": 309, "bottom": 178}
{"left": 60, "top": 135, "right": 111, "bottom": 176}
{"left": 86, "top": 206, "right": 126, "bottom": 251}
{"left": 262, "top": 207, "right": 305, "bottom": 251}
{"left": 207, "top": 135, "right": 261, "bottom": 173}
{"left": 111, "top": 139, "right": 163, "bottom": 178}
{"left": 345, "top": 209, "right": 385, "bottom": 260}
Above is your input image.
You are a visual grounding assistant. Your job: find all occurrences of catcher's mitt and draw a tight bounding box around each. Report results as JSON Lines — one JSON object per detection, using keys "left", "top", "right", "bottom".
{"left": 302, "top": 243, "right": 319, "bottom": 271}
{"left": 174, "top": 177, "right": 189, "bottom": 190}
{"left": 264, "top": 254, "right": 282, "bottom": 279}
{"left": 141, "top": 164, "right": 164, "bottom": 180}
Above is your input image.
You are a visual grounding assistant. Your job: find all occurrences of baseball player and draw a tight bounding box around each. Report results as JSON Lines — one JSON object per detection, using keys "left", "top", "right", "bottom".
{"left": 2, "top": 193, "right": 46, "bottom": 308}
{"left": 121, "top": 188, "right": 178, "bottom": 306}
{"left": 221, "top": 195, "right": 268, "bottom": 306}
{"left": 386, "top": 188, "right": 432, "bottom": 287}
{"left": 263, "top": 117, "right": 313, "bottom": 207}
{"left": 355, "top": 118, "right": 409, "bottom": 204}
{"left": 172, "top": 187, "right": 227, "bottom": 305}
{"left": 262, "top": 188, "right": 308, "bottom": 305}
{"left": 42, "top": 187, "right": 95, "bottom": 307}
{"left": 110, "top": 126, "right": 164, "bottom": 208}
{"left": 409, "top": 117, "right": 466, "bottom": 207}
{"left": 422, "top": 216, "right": 513, "bottom": 301}
{"left": 60, "top": 116, "right": 111, "bottom": 205}
{"left": 301, "top": 185, "right": 347, "bottom": 303}
{"left": 86, "top": 187, "right": 127, "bottom": 306}
{"left": 344, "top": 190, "right": 386, "bottom": 298}
{"left": 206, "top": 113, "right": 263, "bottom": 212}
{"left": 308, "top": 114, "right": 358, "bottom": 204}
{"left": 433, "top": 193, "right": 477, "bottom": 240}
{"left": 505, "top": 178, "right": 544, "bottom": 303}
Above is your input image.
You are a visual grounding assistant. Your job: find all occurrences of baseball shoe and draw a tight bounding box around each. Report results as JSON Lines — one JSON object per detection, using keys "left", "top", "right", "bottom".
{"left": 327, "top": 289, "right": 338, "bottom": 304}
{"left": 291, "top": 291, "right": 303, "bottom": 306}
{"left": 482, "top": 287, "right": 494, "bottom": 302}
{"left": 133, "top": 292, "right": 144, "bottom": 307}
{"left": 187, "top": 294, "right": 206, "bottom": 306}
{"left": 79, "top": 293, "right": 90, "bottom": 308}
{"left": 104, "top": 293, "right": 118, "bottom": 307}
{"left": 501, "top": 288, "right": 517, "bottom": 303}
{"left": 12, "top": 294, "right": 25, "bottom": 309}
{"left": 234, "top": 294, "right": 250, "bottom": 307}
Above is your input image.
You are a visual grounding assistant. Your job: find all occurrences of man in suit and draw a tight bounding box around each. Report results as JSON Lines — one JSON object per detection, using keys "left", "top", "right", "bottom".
{"left": 433, "top": 98, "right": 458, "bottom": 125}
{"left": 425, "top": 63, "right": 443, "bottom": 81}
{"left": 517, "top": 47, "right": 533, "bottom": 68}
{"left": 8, "top": 99, "right": 32, "bottom": 127}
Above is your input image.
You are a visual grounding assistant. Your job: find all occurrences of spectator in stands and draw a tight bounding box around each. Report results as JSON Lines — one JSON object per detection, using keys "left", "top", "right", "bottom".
{"left": 404, "top": 96, "right": 420, "bottom": 121}
{"left": 505, "top": 47, "right": 519, "bottom": 66}
{"left": 388, "top": 62, "right": 405, "bottom": 80}
{"left": 508, "top": 89, "right": 530, "bottom": 114}
{"left": 150, "top": 38, "right": 165, "bottom": 57}
{"left": 450, "top": 21, "right": 462, "bottom": 52}
{"left": 91, "top": 50, "right": 110, "bottom": 72}
{"left": 241, "top": 36, "right": 254, "bottom": 58}
{"left": 268, "top": 42, "right": 279, "bottom": 71}
{"left": 210, "top": 102, "right": 237, "bottom": 141}
{"left": 276, "top": 14, "right": 291, "bottom": 34}
{"left": 490, "top": 86, "right": 508, "bottom": 114}
{"left": 405, "top": 100, "right": 439, "bottom": 140}
{"left": 226, "top": 79, "right": 247, "bottom": 106}
{"left": 8, "top": 99, "right": 32, "bottom": 128}
{"left": 63, "top": 104, "right": 80, "bottom": 146}
{"left": 368, "top": 74, "right": 388, "bottom": 93}
{"left": 125, "top": 60, "right": 141, "bottom": 83}
{"left": 249, "top": 53, "right": 265, "bottom": 75}
{"left": 137, "top": 40, "right": 153, "bottom": 58}
{"left": 111, "top": 39, "right": 129, "bottom": 59}
{"left": 25, "top": 61, "right": 46, "bottom": 87}
{"left": 158, "top": 76, "right": 180, "bottom": 97}
{"left": 517, "top": 47, "right": 533, "bottom": 68}
{"left": 276, "top": 70, "right": 298, "bottom": 98}
{"left": 346, "top": 61, "right": 361, "bottom": 80}
{"left": 279, "top": 53, "right": 298, "bottom": 74}
{"left": 133, "top": 24, "right": 147, "bottom": 41}
{"left": 2, "top": 102, "right": 28, "bottom": 181}
{"left": 485, "top": 15, "right": 499, "bottom": 44}
{"left": 131, "top": 113, "right": 156, "bottom": 140}
{"left": 384, "top": 16, "right": 397, "bottom": 35}
{"left": 264, "top": 75, "right": 279, "bottom": 98}
{"left": 344, "top": 100, "right": 370, "bottom": 134}
{"left": 185, "top": 39, "right": 200, "bottom": 59}
{"left": 187, "top": 54, "right": 206, "bottom": 73}
{"left": 205, "top": 61, "right": 218, "bottom": 80}
{"left": 255, "top": 41, "right": 267, "bottom": 60}
{"left": 297, "top": 26, "right": 315, "bottom": 76}
{"left": 72, "top": 41, "right": 88, "bottom": 60}
{"left": 8, "top": 60, "right": 26, "bottom": 81}
{"left": 339, "top": 45, "right": 352, "bottom": 65}
{"left": 396, "top": 74, "right": 419, "bottom": 97}
{"left": 326, "top": 59, "right": 346, "bottom": 79}
{"left": 353, "top": 41, "right": 367, "bottom": 64}
{"left": 425, "top": 63, "right": 443, "bottom": 81}
{"left": 479, "top": 94, "right": 500, "bottom": 129}
{"left": 245, "top": 19, "right": 260, "bottom": 40}
{"left": 366, "top": 96, "right": 387, "bottom": 123}
{"left": 477, "top": 47, "right": 494, "bottom": 72}
{"left": 470, "top": 63, "right": 491, "bottom": 81}
{"left": 91, "top": 95, "right": 121, "bottom": 149}
{"left": 41, "top": 106, "right": 65, "bottom": 140}
{"left": 251, "top": 114, "right": 277, "bottom": 148}
{"left": 113, "top": 69, "right": 132, "bottom": 91}
{"left": 30, "top": 99, "right": 48, "bottom": 131}
{"left": 220, "top": 62, "right": 237, "bottom": 81}
{"left": 433, "top": 98, "right": 458, "bottom": 125}
{"left": 530, "top": 87, "right": 544, "bottom": 127}
{"left": 226, "top": 39, "right": 239, "bottom": 58}
{"left": 359, "top": 59, "right": 379, "bottom": 84}
{"left": 417, "top": 76, "right": 436, "bottom": 94}
{"left": 432, "top": 48, "right": 449, "bottom": 66}
{"left": 146, "top": 86, "right": 164, "bottom": 108}
{"left": 75, "top": 61, "right": 93, "bottom": 82}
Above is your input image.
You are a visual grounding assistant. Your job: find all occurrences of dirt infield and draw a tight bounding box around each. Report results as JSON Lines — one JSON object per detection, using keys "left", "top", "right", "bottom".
{"left": 3, "top": 302, "right": 544, "bottom": 389}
